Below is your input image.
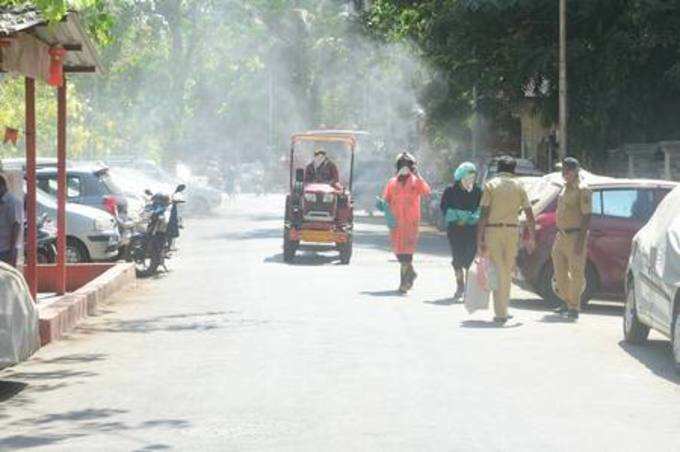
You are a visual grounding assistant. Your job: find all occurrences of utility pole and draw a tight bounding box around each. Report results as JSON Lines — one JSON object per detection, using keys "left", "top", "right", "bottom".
{"left": 558, "top": 0, "right": 568, "bottom": 160}
{"left": 471, "top": 84, "right": 478, "bottom": 158}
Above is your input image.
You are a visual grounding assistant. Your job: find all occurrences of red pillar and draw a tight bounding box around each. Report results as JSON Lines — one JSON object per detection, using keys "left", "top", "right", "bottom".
{"left": 24, "top": 77, "right": 37, "bottom": 301}
{"left": 56, "top": 78, "right": 67, "bottom": 295}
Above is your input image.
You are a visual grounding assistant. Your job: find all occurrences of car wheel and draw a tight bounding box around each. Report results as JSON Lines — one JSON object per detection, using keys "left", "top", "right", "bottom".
{"left": 623, "top": 278, "right": 650, "bottom": 344}
{"left": 540, "top": 262, "right": 597, "bottom": 310}
{"left": 672, "top": 304, "right": 680, "bottom": 371}
{"left": 66, "top": 238, "right": 90, "bottom": 263}
{"left": 190, "top": 197, "right": 210, "bottom": 215}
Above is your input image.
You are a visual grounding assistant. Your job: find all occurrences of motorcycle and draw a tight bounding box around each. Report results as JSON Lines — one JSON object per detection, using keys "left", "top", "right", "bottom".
{"left": 24, "top": 213, "right": 58, "bottom": 264}
{"left": 129, "top": 184, "right": 185, "bottom": 278}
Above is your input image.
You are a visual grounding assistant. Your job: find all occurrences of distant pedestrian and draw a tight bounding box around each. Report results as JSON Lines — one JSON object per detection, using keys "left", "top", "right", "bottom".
{"left": 477, "top": 156, "right": 535, "bottom": 324}
{"left": 0, "top": 175, "right": 22, "bottom": 268}
{"left": 440, "top": 162, "right": 482, "bottom": 301}
{"left": 383, "top": 152, "right": 431, "bottom": 293}
{"left": 552, "top": 157, "right": 592, "bottom": 320}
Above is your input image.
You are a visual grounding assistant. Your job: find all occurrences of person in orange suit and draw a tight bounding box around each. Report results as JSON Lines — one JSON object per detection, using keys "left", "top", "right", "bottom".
{"left": 383, "top": 152, "right": 431, "bottom": 293}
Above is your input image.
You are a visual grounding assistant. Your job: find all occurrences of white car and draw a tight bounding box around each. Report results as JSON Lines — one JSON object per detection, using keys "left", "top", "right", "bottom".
{"left": 36, "top": 189, "right": 120, "bottom": 262}
{"left": 624, "top": 185, "right": 680, "bottom": 369}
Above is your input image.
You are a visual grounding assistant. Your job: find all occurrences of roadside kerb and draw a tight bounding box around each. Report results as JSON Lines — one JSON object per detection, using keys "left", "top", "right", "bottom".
{"left": 37, "top": 263, "right": 136, "bottom": 345}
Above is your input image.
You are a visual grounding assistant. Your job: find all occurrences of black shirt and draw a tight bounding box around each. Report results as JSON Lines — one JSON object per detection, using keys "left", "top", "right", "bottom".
{"left": 440, "top": 183, "right": 482, "bottom": 218}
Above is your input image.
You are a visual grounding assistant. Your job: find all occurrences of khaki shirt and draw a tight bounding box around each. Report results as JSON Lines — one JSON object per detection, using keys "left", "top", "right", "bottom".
{"left": 556, "top": 181, "right": 592, "bottom": 230}
{"left": 480, "top": 173, "right": 530, "bottom": 225}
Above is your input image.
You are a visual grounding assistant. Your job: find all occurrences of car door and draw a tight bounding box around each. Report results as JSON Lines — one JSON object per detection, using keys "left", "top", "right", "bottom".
{"left": 647, "top": 188, "right": 677, "bottom": 334}
{"left": 589, "top": 188, "right": 652, "bottom": 295}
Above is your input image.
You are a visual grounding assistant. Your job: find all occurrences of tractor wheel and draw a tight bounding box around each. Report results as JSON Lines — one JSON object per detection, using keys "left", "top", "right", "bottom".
{"left": 283, "top": 230, "right": 297, "bottom": 263}
{"left": 339, "top": 239, "right": 353, "bottom": 265}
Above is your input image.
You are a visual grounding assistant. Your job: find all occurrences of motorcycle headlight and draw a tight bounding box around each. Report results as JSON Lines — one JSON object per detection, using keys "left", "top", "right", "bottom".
{"left": 304, "top": 193, "right": 316, "bottom": 203}
{"left": 94, "top": 217, "right": 113, "bottom": 232}
{"left": 323, "top": 193, "right": 335, "bottom": 203}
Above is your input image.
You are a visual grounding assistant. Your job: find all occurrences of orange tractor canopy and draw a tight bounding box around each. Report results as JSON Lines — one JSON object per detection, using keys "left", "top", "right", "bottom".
{"left": 283, "top": 130, "right": 368, "bottom": 264}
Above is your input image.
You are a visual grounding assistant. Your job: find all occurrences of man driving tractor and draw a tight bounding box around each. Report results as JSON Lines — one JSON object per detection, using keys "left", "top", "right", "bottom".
{"left": 304, "top": 149, "right": 339, "bottom": 187}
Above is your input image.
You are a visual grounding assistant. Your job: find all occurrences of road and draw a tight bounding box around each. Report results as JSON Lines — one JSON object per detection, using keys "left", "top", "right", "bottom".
{"left": 1, "top": 194, "right": 679, "bottom": 451}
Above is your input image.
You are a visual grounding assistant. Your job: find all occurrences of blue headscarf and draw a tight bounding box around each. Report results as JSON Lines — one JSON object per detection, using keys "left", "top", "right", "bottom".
{"left": 454, "top": 161, "right": 477, "bottom": 182}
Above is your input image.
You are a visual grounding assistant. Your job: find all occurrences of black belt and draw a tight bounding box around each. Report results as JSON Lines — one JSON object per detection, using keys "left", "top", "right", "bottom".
{"left": 558, "top": 228, "right": 581, "bottom": 234}
{"left": 486, "top": 223, "right": 518, "bottom": 228}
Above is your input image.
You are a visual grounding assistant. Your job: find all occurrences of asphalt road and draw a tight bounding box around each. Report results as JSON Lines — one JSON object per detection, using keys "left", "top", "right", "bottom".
{"left": 1, "top": 194, "right": 679, "bottom": 451}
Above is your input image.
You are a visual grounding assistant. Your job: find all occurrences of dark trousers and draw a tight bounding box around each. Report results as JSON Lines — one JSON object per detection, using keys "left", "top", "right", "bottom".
{"left": 396, "top": 254, "right": 413, "bottom": 264}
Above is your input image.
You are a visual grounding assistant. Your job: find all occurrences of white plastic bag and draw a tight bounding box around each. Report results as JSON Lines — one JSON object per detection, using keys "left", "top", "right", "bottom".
{"left": 0, "top": 262, "right": 40, "bottom": 369}
{"left": 464, "top": 257, "right": 491, "bottom": 314}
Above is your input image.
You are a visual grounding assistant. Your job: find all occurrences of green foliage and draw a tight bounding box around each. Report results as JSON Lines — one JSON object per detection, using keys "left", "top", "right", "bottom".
{"left": 368, "top": 0, "right": 680, "bottom": 161}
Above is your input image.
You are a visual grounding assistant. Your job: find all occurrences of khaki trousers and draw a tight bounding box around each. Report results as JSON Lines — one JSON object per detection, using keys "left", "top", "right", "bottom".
{"left": 486, "top": 228, "right": 519, "bottom": 318}
{"left": 551, "top": 232, "right": 587, "bottom": 311}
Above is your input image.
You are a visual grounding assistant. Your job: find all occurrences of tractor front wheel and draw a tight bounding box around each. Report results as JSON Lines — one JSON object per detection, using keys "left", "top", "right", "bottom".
{"left": 283, "top": 230, "right": 298, "bottom": 263}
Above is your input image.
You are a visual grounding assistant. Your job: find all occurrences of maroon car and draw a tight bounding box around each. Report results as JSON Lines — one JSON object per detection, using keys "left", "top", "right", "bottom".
{"left": 515, "top": 173, "right": 678, "bottom": 308}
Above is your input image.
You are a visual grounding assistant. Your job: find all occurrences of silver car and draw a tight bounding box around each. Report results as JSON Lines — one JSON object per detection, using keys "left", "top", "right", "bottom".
{"left": 37, "top": 189, "right": 120, "bottom": 262}
{"left": 624, "top": 184, "right": 680, "bottom": 370}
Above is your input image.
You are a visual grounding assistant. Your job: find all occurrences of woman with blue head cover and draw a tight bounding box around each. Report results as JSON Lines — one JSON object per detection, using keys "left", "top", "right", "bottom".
{"left": 440, "top": 161, "right": 482, "bottom": 301}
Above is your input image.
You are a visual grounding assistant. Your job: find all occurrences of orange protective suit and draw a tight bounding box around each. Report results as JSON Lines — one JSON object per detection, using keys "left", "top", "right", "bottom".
{"left": 383, "top": 174, "right": 431, "bottom": 255}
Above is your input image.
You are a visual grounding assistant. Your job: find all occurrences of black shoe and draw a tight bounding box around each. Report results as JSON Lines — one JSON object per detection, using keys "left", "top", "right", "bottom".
{"left": 493, "top": 317, "right": 508, "bottom": 325}
{"left": 567, "top": 310, "right": 579, "bottom": 320}
{"left": 453, "top": 287, "right": 464, "bottom": 302}
{"left": 554, "top": 303, "right": 568, "bottom": 314}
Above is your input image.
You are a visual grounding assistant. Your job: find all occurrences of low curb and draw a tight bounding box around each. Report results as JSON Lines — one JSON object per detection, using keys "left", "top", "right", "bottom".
{"left": 37, "top": 263, "right": 136, "bottom": 346}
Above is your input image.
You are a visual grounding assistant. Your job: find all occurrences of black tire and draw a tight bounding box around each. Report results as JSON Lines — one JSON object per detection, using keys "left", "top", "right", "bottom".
{"left": 66, "top": 237, "right": 90, "bottom": 263}
{"left": 37, "top": 244, "right": 56, "bottom": 264}
{"left": 190, "top": 196, "right": 210, "bottom": 215}
{"left": 134, "top": 235, "right": 164, "bottom": 278}
{"left": 538, "top": 262, "right": 597, "bottom": 309}
{"left": 283, "top": 230, "right": 297, "bottom": 263}
{"left": 339, "top": 239, "right": 352, "bottom": 265}
{"left": 623, "top": 278, "right": 650, "bottom": 344}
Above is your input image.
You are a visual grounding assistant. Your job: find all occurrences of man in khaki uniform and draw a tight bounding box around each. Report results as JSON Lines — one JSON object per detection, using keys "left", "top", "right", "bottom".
{"left": 477, "top": 156, "right": 536, "bottom": 324}
{"left": 552, "top": 157, "right": 592, "bottom": 320}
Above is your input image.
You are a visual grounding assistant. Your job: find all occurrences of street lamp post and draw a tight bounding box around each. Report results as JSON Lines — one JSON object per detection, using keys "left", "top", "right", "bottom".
{"left": 558, "top": 0, "right": 568, "bottom": 160}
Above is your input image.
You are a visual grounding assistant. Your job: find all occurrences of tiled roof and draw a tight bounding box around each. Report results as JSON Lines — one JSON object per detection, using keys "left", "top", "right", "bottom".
{"left": 0, "top": 5, "right": 45, "bottom": 36}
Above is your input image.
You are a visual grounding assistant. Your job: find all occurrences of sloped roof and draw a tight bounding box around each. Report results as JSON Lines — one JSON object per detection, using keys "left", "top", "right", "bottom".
{"left": 0, "top": 5, "right": 102, "bottom": 74}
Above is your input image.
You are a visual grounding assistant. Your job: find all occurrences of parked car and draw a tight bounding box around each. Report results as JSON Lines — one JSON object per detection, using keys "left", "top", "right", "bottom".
{"left": 36, "top": 164, "right": 140, "bottom": 254}
{"left": 515, "top": 171, "right": 678, "bottom": 307}
{"left": 36, "top": 188, "right": 120, "bottom": 262}
{"left": 624, "top": 185, "right": 680, "bottom": 369}
{"left": 105, "top": 158, "right": 222, "bottom": 213}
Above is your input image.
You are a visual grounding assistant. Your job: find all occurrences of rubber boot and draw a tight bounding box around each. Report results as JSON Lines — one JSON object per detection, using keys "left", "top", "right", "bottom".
{"left": 398, "top": 263, "right": 409, "bottom": 293}
{"left": 405, "top": 263, "right": 417, "bottom": 290}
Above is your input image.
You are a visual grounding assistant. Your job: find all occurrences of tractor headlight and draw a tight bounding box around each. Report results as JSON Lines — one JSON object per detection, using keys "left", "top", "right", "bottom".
{"left": 304, "top": 193, "right": 317, "bottom": 203}
{"left": 322, "top": 193, "right": 335, "bottom": 203}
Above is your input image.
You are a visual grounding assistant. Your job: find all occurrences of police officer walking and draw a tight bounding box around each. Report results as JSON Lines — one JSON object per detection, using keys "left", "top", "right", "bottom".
{"left": 552, "top": 157, "right": 592, "bottom": 320}
{"left": 477, "top": 156, "right": 536, "bottom": 324}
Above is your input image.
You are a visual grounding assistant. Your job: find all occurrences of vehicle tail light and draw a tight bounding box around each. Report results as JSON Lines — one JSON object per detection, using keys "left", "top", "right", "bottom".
{"left": 103, "top": 196, "right": 118, "bottom": 217}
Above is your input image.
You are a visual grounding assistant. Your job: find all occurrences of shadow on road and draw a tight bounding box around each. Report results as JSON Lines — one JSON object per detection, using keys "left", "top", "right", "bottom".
{"left": 361, "top": 290, "right": 405, "bottom": 298}
{"left": 0, "top": 381, "right": 27, "bottom": 403}
{"left": 619, "top": 340, "right": 680, "bottom": 385}
{"left": 539, "top": 314, "right": 577, "bottom": 323}
{"left": 461, "top": 320, "right": 523, "bottom": 329}
{"left": 511, "top": 298, "right": 623, "bottom": 317}
{"left": 77, "top": 310, "right": 257, "bottom": 335}
{"left": 424, "top": 297, "right": 460, "bottom": 306}
{"left": 0, "top": 406, "right": 190, "bottom": 450}
{"left": 213, "top": 228, "right": 281, "bottom": 241}
{"left": 265, "top": 252, "right": 340, "bottom": 266}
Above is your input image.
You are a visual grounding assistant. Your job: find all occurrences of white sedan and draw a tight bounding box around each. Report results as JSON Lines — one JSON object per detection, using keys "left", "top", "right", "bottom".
{"left": 624, "top": 184, "right": 680, "bottom": 370}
